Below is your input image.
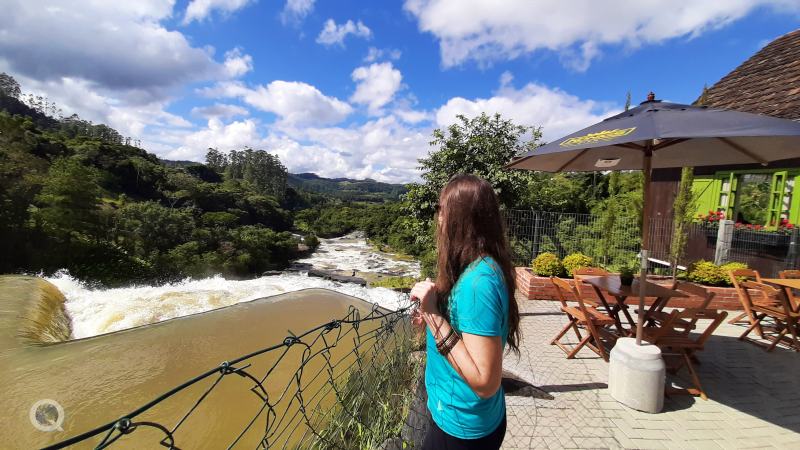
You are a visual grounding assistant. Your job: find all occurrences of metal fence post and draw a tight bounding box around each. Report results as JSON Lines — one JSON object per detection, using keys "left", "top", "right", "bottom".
{"left": 714, "top": 220, "right": 734, "bottom": 265}
{"left": 530, "top": 211, "right": 541, "bottom": 263}
{"left": 787, "top": 227, "right": 800, "bottom": 270}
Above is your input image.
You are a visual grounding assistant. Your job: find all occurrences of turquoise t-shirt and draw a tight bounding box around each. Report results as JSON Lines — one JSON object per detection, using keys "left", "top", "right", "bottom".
{"left": 425, "top": 256, "right": 509, "bottom": 439}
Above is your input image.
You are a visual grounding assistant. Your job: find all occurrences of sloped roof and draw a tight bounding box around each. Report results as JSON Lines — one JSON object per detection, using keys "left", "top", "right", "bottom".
{"left": 700, "top": 29, "right": 800, "bottom": 120}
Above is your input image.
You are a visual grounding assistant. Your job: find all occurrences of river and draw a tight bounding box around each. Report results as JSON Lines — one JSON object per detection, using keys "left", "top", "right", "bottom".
{"left": 48, "top": 232, "right": 419, "bottom": 339}
{"left": 0, "top": 232, "right": 419, "bottom": 448}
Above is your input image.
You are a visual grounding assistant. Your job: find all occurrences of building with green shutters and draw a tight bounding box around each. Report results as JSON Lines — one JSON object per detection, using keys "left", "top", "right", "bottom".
{"left": 650, "top": 29, "right": 800, "bottom": 230}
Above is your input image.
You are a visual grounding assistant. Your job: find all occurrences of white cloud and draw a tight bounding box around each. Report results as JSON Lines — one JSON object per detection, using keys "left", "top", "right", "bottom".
{"left": 203, "top": 80, "right": 353, "bottom": 126}
{"left": 436, "top": 75, "right": 619, "bottom": 142}
{"left": 223, "top": 48, "right": 253, "bottom": 77}
{"left": 0, "top": 0, "right": 224, "bottom": 92}
{"left": 404, "top": 0, "right": 800, "bottom": 70}
{"left": 167, "top": 118, "right": 262, "bottom": 160}
{"left": 316, "top": 19, "right": 372, "bottom": 47}
{"left": 190, "top": 103, "right": 250, "bottom": 119}
{"left": 280, "top": 0, "right": 316, "bottom": 25}
{"left": 364, "top": 47, "right": 402, "bottom": 63}
{"left": 165, "top": 114, "right": 430, "bottom": 183}
{"left": 183, "top": 0, "right": 254, "bottom": 24}
{"left": 350, "top": 62, "right": 403, "bottom": 115}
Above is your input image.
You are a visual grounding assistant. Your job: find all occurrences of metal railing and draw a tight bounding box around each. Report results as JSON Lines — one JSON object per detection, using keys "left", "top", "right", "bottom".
{"left": 504, "top": 209, "right": 799, "bottom": 276}
{"left": 46, "top": 297, "right": 416, "bottom": 449}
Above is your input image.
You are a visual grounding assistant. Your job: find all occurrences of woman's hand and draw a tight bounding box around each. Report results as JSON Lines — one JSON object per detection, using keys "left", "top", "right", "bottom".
{"left": 410, "top": 278, "right": 438, "bottom": 315}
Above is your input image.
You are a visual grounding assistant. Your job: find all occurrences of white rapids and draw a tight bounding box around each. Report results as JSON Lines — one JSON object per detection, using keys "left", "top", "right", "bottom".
{"left": 47, "top": 232, "right": 418, "bottom": 339}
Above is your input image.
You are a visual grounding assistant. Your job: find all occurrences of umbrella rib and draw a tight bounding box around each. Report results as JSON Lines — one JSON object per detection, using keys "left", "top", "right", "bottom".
{"left": 651, "top": 138, "right": 688, "bottom": 151}
{"left": 555, "top": 149, "right": 588, "bottom": 172}
{"left": 716, "top": 137, "right": 769, "bottom": 165}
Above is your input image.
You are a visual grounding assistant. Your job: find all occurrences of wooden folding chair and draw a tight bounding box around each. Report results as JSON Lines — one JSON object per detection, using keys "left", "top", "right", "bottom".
{"left": 550, "top": 277, "right": 616, "bottom": 361}
{"left": 738, "top": 281, "right": 800, "bottom": 352}
{"left": 728, "top": 269, "right": 765, "bottom": 328}
{"left": 643, "top": 281, "right": 715, "bottom": 334}
{"left": 643, "top": 308, "right": 728, "bottom": 400}
{"left": 572, "top": 267, "right": 610, "bottom": 309}
{"left": 779, "top": 269, "right": 800, "bottom": 310}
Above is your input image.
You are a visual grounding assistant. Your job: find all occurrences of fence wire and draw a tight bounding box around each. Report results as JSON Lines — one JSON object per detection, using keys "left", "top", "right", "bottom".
{"left": 504, "top": 209, "right": 798, "bottom": 276}
{"left": 45, "top": 296, "right": 417, "bottom": 450}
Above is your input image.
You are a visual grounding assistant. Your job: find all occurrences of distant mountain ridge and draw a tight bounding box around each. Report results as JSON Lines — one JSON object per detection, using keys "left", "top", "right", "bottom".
{"left": 160, "top": 160, "right": 406, "bottom": 202}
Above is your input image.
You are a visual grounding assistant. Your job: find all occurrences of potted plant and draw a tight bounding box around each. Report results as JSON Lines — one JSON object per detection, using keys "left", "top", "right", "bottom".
{"left": 619, "top": 265, "right": 635, "bottom": 286}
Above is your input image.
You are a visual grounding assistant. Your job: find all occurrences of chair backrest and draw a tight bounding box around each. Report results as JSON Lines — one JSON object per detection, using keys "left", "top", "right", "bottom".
{"left": 551, "top": 277, "right": 593, "bottom": 316}
{"left": 650, "top": 308, "right": 728, "bottom": 347}
{"left": 778, "top": 270, "right": 800, "bottom": 308}
{"left": 674, "top": 281, "right": 716, "bottom": 328}
{"left": 572, "top": 267, "right": 609, "bottom": 300}
{"left": 730, "top": 269, "right": 764, "bottom": 309}
{"left": 729, "top": 268, "right": 762, "bottom": 289}
{"left": 741, "top": 281, "right": 794, "bottom": 315}
{"left": 779, "top": 270, "right": 800, "bottom": 280}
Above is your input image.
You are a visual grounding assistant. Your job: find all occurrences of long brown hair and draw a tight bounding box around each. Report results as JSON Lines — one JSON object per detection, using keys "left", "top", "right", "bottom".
{"left": 435, "top": 174, "right": 521, "bottom": 353}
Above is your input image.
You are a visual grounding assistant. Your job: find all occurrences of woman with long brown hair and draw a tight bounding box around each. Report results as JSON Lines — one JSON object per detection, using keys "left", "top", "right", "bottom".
{"left": 411, "top": 174, "right": 521, "bottom": 450}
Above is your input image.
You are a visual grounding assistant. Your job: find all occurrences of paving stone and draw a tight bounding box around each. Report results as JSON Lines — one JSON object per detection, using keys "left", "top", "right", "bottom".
{"left": 496, "top": 296, "right": 800, "bottom": 449}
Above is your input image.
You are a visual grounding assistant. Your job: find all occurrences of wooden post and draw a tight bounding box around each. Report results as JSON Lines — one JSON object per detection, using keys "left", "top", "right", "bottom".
{"left": 636, "top": 146, "right": 653, "bottom": 346}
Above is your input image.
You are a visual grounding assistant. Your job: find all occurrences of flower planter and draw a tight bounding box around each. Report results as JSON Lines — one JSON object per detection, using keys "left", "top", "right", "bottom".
{"left": 514, "top": 267, "right": 744, "bottom": 311}
{"left": 733, "top": 231, "right": 790, "bottom": 247}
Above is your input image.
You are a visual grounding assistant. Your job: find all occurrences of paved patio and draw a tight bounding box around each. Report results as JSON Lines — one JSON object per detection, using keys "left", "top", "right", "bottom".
{"left": 501, "top": 295, "right": 800, "bottom": 449}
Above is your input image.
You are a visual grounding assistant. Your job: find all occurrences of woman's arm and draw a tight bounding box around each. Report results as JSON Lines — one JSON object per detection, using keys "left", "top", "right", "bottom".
{"left": 411, "top": 281, "right": 503, "bottom": 399}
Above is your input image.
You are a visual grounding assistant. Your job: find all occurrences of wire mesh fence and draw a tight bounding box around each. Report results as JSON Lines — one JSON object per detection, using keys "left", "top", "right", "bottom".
{"left": 45, "top": 297, "right": 419, "bottom": 450}
{"left": 504, "top": 209, "right": 799, "bottom": 277}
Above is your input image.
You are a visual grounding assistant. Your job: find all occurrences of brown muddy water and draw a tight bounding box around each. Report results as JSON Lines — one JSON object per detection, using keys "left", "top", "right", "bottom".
{"left": 0, "top": 276, "right": 405, "bottom": 449}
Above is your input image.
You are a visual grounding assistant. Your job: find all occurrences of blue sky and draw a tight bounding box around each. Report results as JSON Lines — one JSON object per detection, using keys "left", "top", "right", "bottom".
{"left": 1, "top": 0, "right": 799, "bottom": 182}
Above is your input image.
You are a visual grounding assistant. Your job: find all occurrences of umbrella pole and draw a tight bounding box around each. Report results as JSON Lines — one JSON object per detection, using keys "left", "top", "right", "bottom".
{"left": 636, "top": 147, "right": 653, "bottom": 346}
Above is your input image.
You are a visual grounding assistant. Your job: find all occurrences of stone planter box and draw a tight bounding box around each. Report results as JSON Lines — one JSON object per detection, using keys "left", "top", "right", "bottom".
{"left": 514, "top": 267, "right": 744, "bottom": 311}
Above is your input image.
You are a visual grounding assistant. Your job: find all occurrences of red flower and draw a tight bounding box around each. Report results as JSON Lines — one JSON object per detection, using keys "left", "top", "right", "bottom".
{"left": 746, "top": 224, "right": 754, "bottom": 229}
{"left": 754, "top": 224, "right": 763, "bottom": 230}
{"left": 788, "top": 224, "right": 795, "bottom": 230}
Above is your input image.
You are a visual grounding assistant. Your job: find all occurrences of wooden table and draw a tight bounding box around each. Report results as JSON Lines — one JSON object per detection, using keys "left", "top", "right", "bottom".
{"left": 582, "top": 276, "right": 687, "bottom": 335}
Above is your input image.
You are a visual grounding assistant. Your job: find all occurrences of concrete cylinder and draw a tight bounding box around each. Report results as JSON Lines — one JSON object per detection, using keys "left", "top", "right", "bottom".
{"left": 608, "top": 337, "right": 665, "bottom": 413}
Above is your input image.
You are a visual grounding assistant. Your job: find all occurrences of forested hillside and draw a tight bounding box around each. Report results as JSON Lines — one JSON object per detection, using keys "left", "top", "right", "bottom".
{"left": 287, "top": 173, "right": 405, "bottom": 202}
{"left": 0, "top": 73, "right": 408, "bottom": 285}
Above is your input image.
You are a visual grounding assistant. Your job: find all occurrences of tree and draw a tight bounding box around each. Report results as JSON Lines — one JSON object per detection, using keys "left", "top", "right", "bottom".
{"left": 33, "top": 157, "right": 102, "bottom": 240}
{"left": 670, "top": 168, "right": 696, "bottom": 279}
{"left": 0, "top": 72, "right": 21, "bottom": 99}
{"left": 404, "top": 113, "right": 540, "bottom": 221}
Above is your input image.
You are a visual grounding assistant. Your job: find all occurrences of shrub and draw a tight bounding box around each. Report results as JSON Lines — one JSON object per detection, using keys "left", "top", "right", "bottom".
{"left": 562, "top": 252, "right": 593, "bottom": 277}
{"left": 303, "top": 233, "right": 320, "bottom": 251}
{"left": 532, "top": 252, "right": 564, "bottom": 277}
{"left": 686, "top": 260, "right": 727, "bottom": 286}
{"left": 371, "top": 276, "right": 416, "bottom": 290}
{"left": 719, "top": 261, "right": 749, "bottom": 286}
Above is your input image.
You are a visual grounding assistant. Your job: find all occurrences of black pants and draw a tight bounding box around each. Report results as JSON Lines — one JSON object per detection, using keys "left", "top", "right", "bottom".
{"left": 422, "top": 414, "right": 506, "bottom": 450}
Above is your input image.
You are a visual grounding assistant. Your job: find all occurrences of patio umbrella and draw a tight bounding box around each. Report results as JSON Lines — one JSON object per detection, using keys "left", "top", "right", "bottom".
{"left": 506, "top": 93, "right": 800, "bottom": 345}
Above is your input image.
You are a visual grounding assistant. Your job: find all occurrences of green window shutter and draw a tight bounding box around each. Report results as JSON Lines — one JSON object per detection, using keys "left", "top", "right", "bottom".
{"left": 767, "top": 171, "right": 788, "bottom": 228}
{"left": 790, "top": 174, "right": 800, "bottom": 226}
{"left": 691, "top": 176, "right": 718, "bottom": 218}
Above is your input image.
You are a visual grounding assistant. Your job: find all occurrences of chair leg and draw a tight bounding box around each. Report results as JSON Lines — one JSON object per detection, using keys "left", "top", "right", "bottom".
{"left": 786, "top": 318, "right": 800, "bottom": 352}
{"left": 727, "top": 311, "right": 747, "bottom": 325}
{"left": 567, "top": 334, "right": 592, "bottom": 359}
{"left": 682, "top": 351, "right": 707, "bottom": 400}
{"left": 551, "top": 319, "right": 577, "bottom": 345}
{"left": 739, "top": 313, "right": 765, "bottom": 341}
{"left": 766, "top": 327, "right": 788, "bottom": 352}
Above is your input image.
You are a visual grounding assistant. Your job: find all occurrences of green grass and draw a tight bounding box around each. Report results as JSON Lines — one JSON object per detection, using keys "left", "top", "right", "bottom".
{"left": 309, "top": 333, "right": 421, "bottom": 450}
